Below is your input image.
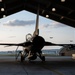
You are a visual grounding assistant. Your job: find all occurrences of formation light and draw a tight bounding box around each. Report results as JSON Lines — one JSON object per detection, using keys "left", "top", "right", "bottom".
{"left": 1, "top": 8, "right": 4, "bottom": 11}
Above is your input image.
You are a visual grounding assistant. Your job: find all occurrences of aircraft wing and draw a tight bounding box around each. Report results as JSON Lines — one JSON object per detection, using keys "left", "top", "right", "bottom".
{"left": 0, "top": 42, "right": 32, "bottom": 47}
{"left": 45, "top": 41, "right": 75, "bottom": 47}
{"left": 0, "top": 43, "right": 19, "bottom": 46}
{"left": 0, "top": 43, "right": 24, "bottom": 47}
{"left": 44, "top": 41, "right": 59, "bottom": 46}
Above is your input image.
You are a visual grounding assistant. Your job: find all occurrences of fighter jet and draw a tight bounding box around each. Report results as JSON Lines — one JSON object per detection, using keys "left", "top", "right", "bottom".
{"left": 0, "top": 7, "right": 60, "bottom": 62}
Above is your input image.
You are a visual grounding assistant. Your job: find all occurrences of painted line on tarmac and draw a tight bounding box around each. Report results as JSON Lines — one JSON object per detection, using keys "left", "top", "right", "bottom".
{"left": 42, "top": 65, "right": 63, "bottom": 75}
{"left": 39, "top": 62, "right": 64, "bottom": 75}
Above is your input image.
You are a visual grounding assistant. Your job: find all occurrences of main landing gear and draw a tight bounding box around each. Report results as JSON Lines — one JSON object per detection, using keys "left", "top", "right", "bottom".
{"left": 17, "top": 51, "right": 45, "bottom": 62}
{"left": 20, "top": 51, "right": 28, "bottom": 62}
{"left": 21, "top": 54, "right": 25, "bottom": 62}
{"left": 20, "top": 53, "right": 45, "bottom": 62}
{"left": 37, "top": 52, "right": 45, "bottom": 61}
{"left": 40, "top": 56, "right": 45, "bottom": 61}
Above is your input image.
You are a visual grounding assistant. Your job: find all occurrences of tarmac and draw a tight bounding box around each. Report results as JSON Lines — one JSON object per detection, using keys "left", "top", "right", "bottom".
{"left": 0, "top": 56, "right": 75, "bottom": 75}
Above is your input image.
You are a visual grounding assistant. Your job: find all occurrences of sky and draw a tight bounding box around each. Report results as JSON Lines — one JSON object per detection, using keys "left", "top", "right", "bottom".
{"left": 0, "top": 10, "right": 75, "bottom": 51}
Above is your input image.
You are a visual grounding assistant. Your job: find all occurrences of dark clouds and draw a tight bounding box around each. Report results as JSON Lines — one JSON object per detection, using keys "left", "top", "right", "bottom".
{"left": 3, "top": 19, "right": 68, "bottom": 28}
{"left": 3, "top": 19, "right": 35, "bottom": 26}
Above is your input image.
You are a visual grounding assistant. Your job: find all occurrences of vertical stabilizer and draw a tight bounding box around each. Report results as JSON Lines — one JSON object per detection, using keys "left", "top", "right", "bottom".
{"left": 33, "top": 6, "right": 39, "bottom": 37}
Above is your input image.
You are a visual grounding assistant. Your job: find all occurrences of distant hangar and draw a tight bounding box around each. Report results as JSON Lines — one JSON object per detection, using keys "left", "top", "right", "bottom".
{"left": 0, "top": 0, "right": 75, "bottom": 27}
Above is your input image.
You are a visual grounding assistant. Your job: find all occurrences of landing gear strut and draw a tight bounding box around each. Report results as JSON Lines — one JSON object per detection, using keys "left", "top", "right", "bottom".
{"left": 21, "top": 54, "right": 25, "bottom": 62}
{"left": 38, "top": 52, "right": 45, "bottom": 61}
{"left": 40, "top": 56, "right": 45, "bottom": 61}
{"left": 20, "top": 51, "right": 27, "bottom": 62}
